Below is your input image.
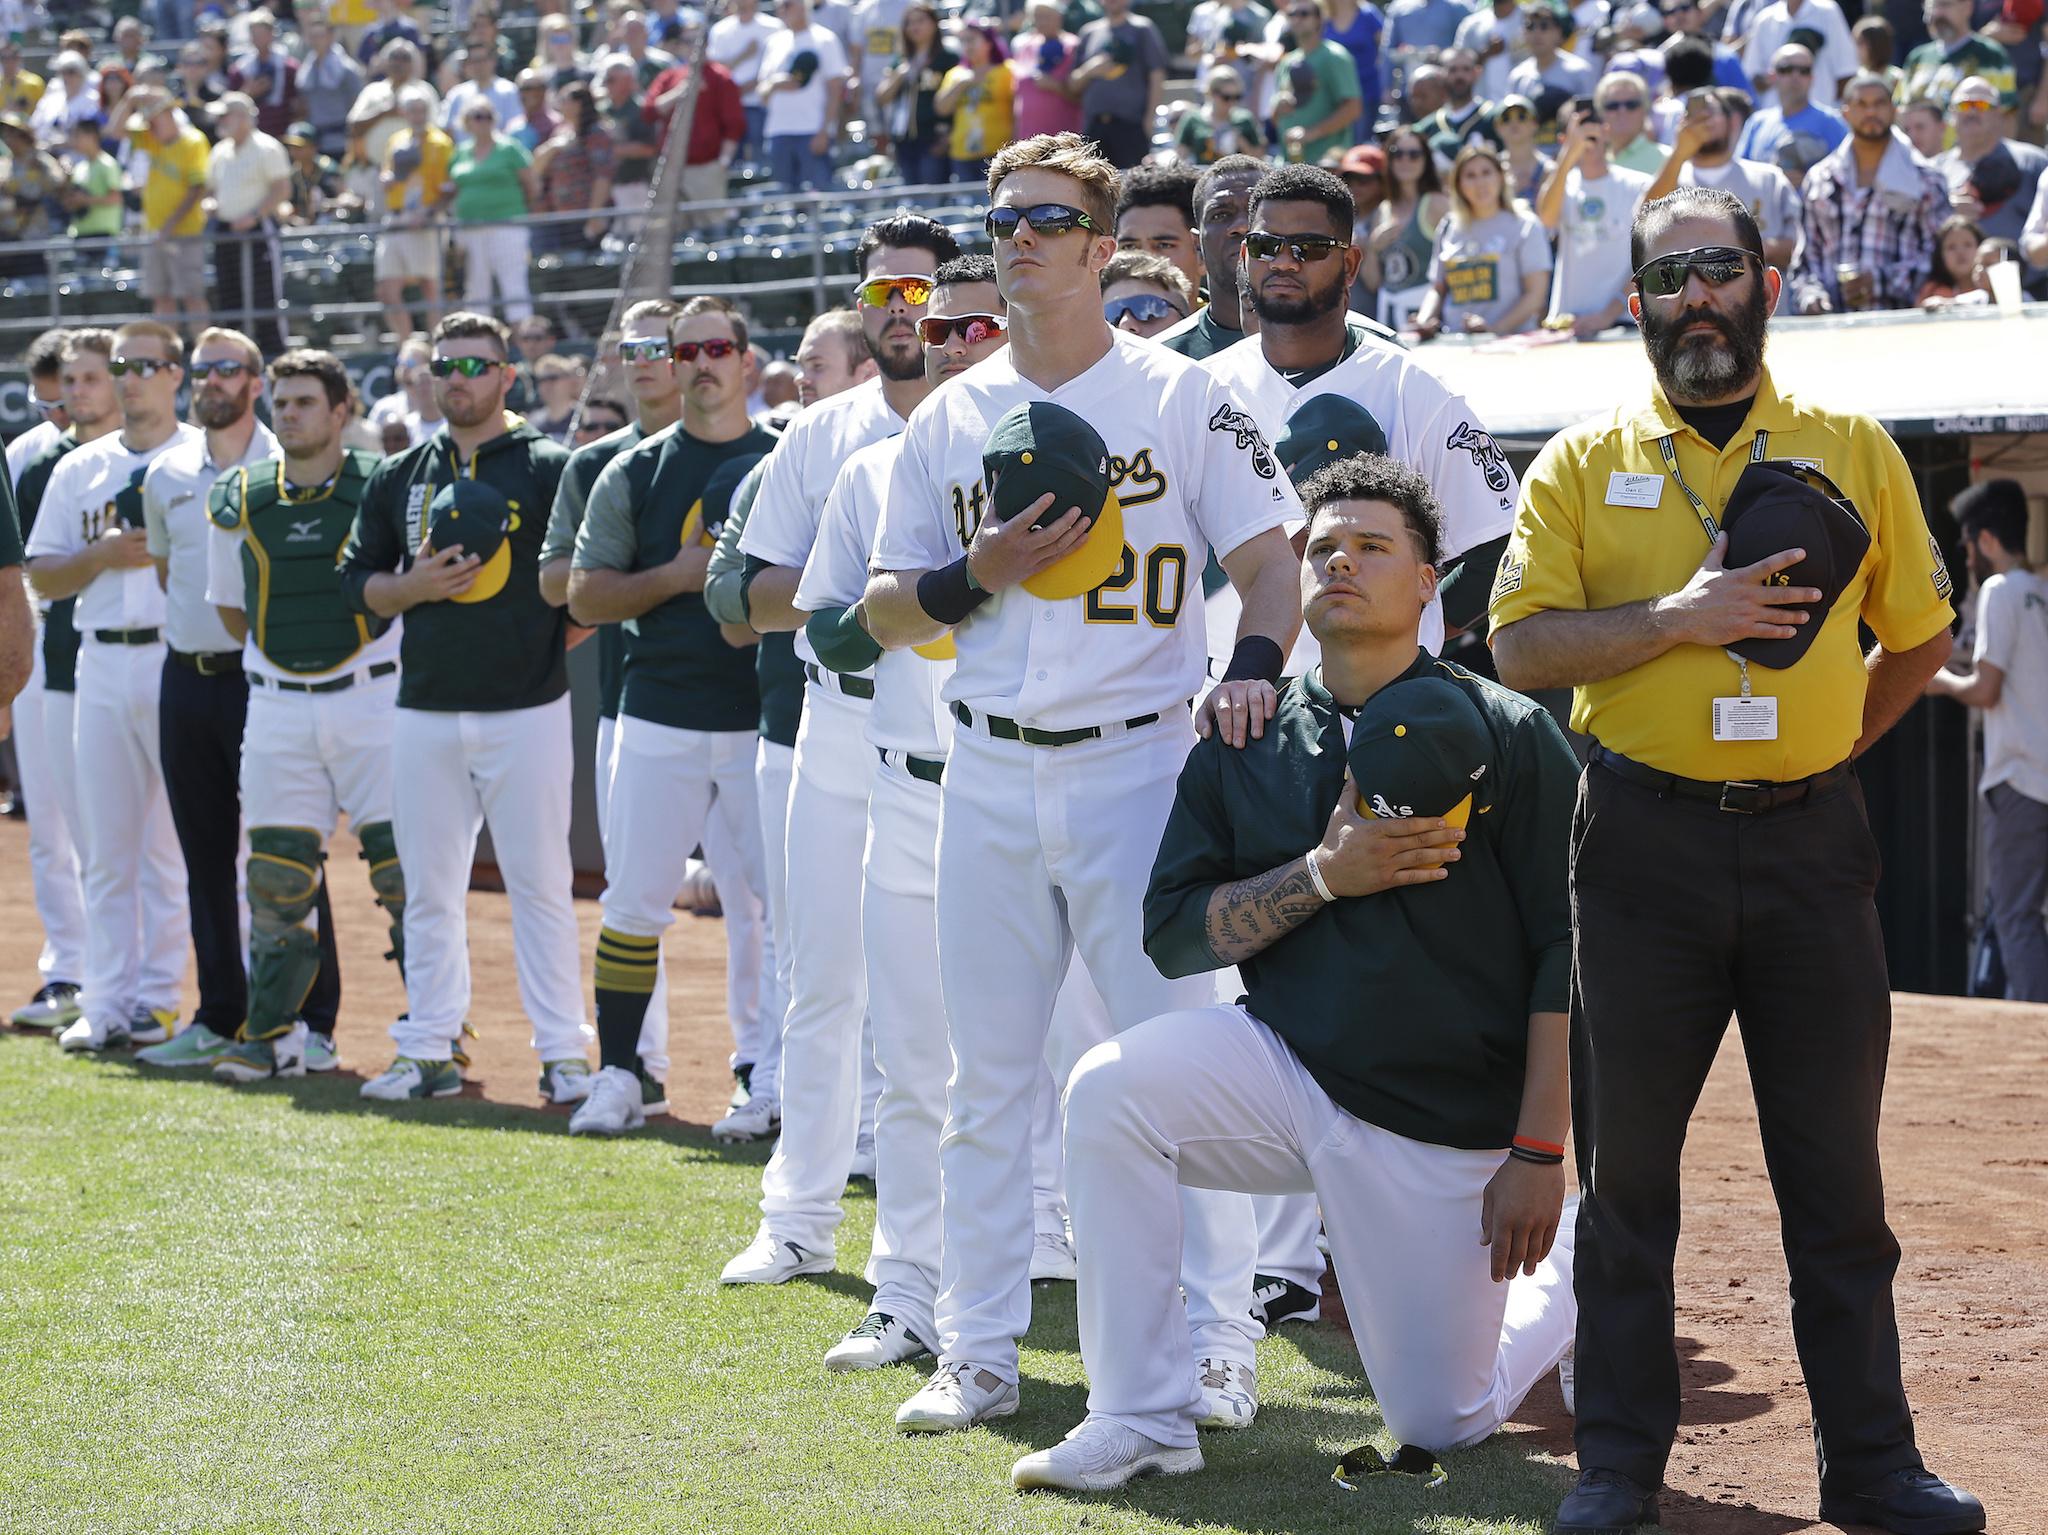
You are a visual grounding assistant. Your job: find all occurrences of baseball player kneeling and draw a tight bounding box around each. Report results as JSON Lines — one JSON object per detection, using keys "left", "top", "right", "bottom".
{"left": 1012, "top": 455, "right": 1580, "bottom": 1494}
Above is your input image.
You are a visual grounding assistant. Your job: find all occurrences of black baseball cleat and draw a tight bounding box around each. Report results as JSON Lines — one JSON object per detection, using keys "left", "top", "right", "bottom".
{"left": 1250, "top": 1274, "right": 1320, "bottom": 1328}
{"left": 1818, "top": 1467, "right": 1986, "bottom": 1534}
{"left": 1552, "top": 1468, "right": 1659, "bottom": 1533}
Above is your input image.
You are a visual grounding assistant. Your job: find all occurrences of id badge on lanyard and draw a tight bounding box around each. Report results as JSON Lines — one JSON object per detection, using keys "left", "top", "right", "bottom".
{"left": 1658, "top": 431, "right": 1780, "bottom": 742}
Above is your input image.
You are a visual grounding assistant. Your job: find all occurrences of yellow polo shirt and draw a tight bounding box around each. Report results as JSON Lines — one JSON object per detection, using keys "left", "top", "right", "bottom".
{"left": 131, "top": 122, "right": 212, "bottom": 238}
{"left": 1490, "top": 368, "right": 1954, "bottom": 782}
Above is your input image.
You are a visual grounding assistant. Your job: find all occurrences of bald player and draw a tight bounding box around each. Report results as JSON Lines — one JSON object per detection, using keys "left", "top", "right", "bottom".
{"left": 720, "top": 214, "right": 961, "bottom": 1285}
{"left": 864, "top": 131, "right": 1302, "bottom": 1434}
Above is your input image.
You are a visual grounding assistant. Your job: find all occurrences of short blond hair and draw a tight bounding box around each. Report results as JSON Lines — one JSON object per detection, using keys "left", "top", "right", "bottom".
{"left": 113, "top": 319, "right": 185, "bottom": 365}
{"left": 194, "top": 325, "right": 262, "bottom": 368}
{"left": 986, "top": 132, "right": 1121, "bottom": 239}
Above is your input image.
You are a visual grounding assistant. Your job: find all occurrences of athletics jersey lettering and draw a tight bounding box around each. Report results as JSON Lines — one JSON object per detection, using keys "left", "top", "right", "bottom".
{"left": 947, "top": 450, "right": 1173, "bottom": 550}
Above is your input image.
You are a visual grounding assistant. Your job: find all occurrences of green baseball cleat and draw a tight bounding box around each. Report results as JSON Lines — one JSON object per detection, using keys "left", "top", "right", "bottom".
{"left": 12, "top": 982, "right": 82, "bottom": 1030}
{"left": 359, "top": 1056, "right": 463, "bottom": 1101}
{"left": 212, "top": 1023, "right": 310, "bottom": 1083}
{"left": 135, "top": 1023, "right": 236, "bottom": 1068}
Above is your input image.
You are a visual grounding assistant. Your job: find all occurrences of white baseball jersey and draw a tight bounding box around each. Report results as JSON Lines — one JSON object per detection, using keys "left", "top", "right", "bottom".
{"left": 25, "top": 426, "right": 203, "bottom": 632}
{"left": 874, "top": 331, "right": 1299, "bottom": 733}
{"left": 8, "top": 417, "right": 61, "bottom": 484}
{"left": 794, "top": 433, "right": 951, "bottom": 758}
{"left": 142, "top": 421, "right": 279, "bottom": 655}
{"left": 740, "top": 374, "right": 906, "bottom": 676}
{"left": 1201, "top": 325, "right": 1519, "bottom": 658}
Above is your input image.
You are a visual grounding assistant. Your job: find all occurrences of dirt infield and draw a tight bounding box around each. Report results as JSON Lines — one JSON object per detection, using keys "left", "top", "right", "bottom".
{"left": 4, "top": 819, "right": 2041, "bottom": 1532}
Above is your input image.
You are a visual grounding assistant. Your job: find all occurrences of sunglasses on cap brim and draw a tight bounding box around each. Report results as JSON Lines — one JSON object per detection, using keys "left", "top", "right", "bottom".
{"left": 1632, "top": 244, "right": 1757, "bottom": 297}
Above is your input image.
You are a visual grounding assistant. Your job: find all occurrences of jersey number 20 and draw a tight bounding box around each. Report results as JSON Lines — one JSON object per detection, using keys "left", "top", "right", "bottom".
{"left": 1085, "top": 542, "right": 1188, "bottom": 627}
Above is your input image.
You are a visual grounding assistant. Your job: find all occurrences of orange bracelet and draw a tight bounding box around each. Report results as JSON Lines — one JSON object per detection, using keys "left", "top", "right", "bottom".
{"left": 1512, "top": 1135, "right": 1566, "bottom": 1157}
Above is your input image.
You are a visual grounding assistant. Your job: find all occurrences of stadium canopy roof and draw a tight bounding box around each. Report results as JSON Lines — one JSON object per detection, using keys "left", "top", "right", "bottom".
{"left": 1416, "top": 303, "right": 2048, "bottom": 449}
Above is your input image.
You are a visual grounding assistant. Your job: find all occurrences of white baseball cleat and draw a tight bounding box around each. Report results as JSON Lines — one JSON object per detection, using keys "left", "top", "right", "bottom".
{"left": 719, "top": 1230, "right": 831, "bottom": 1285}
{"left": 711, "top": 1092, "right": 779, "bottom": 1143}
{"left": 58, "top": 1015, "right": 125, "bottom": 1053}
{"left": 303, "top": 1030, "right": 340, "bottom": 1073}
{"left": 1029, "top": 1230, "right": 1078, "bottom": 1283}
{"left": 895, "top": 1361, "right": 1021, "bottom": 1433}
{"left": 1194, "top": 1359, "right": 1258, "bottom": 1430}
{"left": 1557, "top": 1344, "right": 1576, "bottom": 1416}
{"left": 568, "top": 1066, "right": 646, "bottom": 1136}
{"left": 824, "top": 1311, "right": 935, "bottom": 1372}
{"left": 1012, "top": 1417, "right": 1204, "bottom": 1493}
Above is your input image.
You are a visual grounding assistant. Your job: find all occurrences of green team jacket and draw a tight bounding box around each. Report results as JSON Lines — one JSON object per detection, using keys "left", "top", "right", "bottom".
{"left": 340, "top": 416, "right": 569, "bottom": 713}
{"left": 1144, "top": 651, "right": 1578, "bottom": 1151}
{"left": 15, "top": 430, "right": 80, "bottom": 692}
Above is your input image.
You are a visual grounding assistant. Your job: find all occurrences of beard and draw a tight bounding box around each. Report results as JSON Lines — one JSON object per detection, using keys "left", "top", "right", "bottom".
{"left": 1250, "top": 262, "right": 1348, "bottom": 326}
{"left": 867, "top": 325, "right": 925, "bottom": 383}
{"left": 1641, "top": 279, "right": 1769, "bottom": 402}
{"left": 439, "top": 388, "right": 503, "bottom": 429}
{"left": 194, "top": 385, "right": 251, "bottom": 430}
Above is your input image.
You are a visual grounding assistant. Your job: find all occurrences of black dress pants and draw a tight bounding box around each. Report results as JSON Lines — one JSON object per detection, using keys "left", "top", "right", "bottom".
{"left": 1568, "top": 757, "right": 1923, "bottom": 1496}
{"left": 158, "top": 656, "right": 340, "bottom": 1036}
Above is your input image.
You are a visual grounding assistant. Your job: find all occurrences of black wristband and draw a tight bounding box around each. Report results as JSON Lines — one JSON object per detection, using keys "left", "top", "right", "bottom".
{"left": 916, "top": 555, "right": 993, "bottom": 627}
{"left": 1507, "top": 1144, "right": 1566, "bottom": 1166}
{"left": 1220, "top": 635, "right": 1286, "bottom": 686}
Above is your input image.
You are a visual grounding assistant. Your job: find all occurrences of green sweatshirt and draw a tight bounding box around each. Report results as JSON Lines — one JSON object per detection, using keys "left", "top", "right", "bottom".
{"left": 340, "top": 416, "right": 570, "bottom": 712}
{"left": 1144, "top": 651, "right": 1578, "bottom": 1150}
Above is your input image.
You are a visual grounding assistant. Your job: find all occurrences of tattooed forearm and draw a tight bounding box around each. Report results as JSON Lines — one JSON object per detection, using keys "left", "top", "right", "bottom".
{"left": 1201, "top": 857, "right": 1328, "bottom": 966}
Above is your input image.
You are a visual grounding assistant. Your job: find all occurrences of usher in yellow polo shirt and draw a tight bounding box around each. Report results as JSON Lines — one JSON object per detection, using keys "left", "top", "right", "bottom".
{"left": 1490, "top": 367, "right": 1955, "bottom": 783}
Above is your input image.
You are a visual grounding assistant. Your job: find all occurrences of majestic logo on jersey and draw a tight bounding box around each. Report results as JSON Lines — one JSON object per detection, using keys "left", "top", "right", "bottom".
{"left": 1447, "top": 421, "right": 1511, "bottom": 496}
{"left": 1207, "top": 404, "right": 1277, "bottom": 480}
{"left": 287, "top": 518, "right": 324, "bottom": 543}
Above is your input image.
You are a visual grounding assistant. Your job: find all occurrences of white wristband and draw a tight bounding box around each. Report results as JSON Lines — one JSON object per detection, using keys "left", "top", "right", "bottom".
{"left": 1303, "top": 848, "right": 1336, "bottom": 904}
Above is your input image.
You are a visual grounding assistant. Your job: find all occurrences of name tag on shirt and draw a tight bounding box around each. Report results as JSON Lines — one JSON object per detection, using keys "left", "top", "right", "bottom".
{"left": 1712, "top": 695, "right": 1779, "bottom": 741}
{"left": 1606, "top": 471, "right": 1664, "bottom": 509}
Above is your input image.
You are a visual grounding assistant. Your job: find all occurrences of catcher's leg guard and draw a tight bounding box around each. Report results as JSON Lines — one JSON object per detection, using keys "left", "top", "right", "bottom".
{"left": 247, "top": 826, "right": 326, "bottom": 1040}
{"left": 358, "top": 820, "right": 406, "bottom": 978}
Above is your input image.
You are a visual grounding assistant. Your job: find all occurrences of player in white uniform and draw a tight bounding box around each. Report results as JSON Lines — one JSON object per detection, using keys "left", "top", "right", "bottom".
{"left": 23, "top": 320, "right": 196, "bottom": 1053}
{"left": 793, "top": 255, "right": 1090, "bottom": 1370}
{"left": 864, "top": 133, "right": 1305, "bottom": 1434}
{"left": 8, "top": 329, "right": 69, "bottom": 482}
{"left": 8, "top": 329, "right": 101, "bottom": 1034}
{"left": 340, "top": 311, "right": 592, "bottom": 1103}
{"left": 201, "top": 349, "right": 406, "bottom": 1081}
{"left": 720, "top": 215, "right": 961, "bottom": 1286}
{"left": 1200, "top": 163, "right": 1524, "bottom": 1323}
{"left": 1009, "top": 456, "right": 1579, "bottom": 1495}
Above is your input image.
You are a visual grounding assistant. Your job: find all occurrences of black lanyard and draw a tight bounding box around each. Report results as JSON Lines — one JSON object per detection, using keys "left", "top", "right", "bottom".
{"left": 1656, "top": 428, "right": 1771, "bottom": 698}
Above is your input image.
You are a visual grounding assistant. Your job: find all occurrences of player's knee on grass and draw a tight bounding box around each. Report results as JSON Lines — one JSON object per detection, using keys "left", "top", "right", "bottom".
{"left": 248, "top": 826, "right": 326, "bottom": 1039}
{"left": 1377, "top": 1385, "right": 1506, "bottom": 1455}
{"left": 357, "top": 820, "right": 406, "bottom": 973}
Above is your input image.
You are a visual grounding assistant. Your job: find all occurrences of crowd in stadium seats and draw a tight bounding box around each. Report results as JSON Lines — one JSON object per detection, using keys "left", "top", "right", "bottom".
{"left": 0, "top": 0, "right": 2039, "bottom": 347}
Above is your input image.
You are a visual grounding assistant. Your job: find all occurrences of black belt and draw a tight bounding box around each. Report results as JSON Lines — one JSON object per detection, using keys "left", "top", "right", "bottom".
{"left": 877, "top": 745, "right": 944, "bottom": 784}
{"left": 804, "top": 661, "right": 875, "bottom": 700}
{"left": 250, "top": 661, "right": 398, "bottom": 695}
{"left": 1591, "top": 744, "right": 1853, "bottom": 816}
{"left": 170, "top": 647, "right": 242, "bottom": 677}
{"left": 952, "top": 699, "right": 1185, "bottom": 749}
{"left": 91, "top": 627, "right": 160, "bottom": 645}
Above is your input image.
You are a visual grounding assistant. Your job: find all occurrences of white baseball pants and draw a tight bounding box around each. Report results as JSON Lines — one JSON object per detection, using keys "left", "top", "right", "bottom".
{"left": 72, "top": 641, "right": 188, "bottom": 1029}
{"left": 1065, "top": 1004, "right": 1577, "bottom": 1449}
{"left": 863, "top": 755, "right": 1077, "bottom": 1341}
{"left": 600, "top": 715, "right": 767, "bottom": 1075}
{"left": 755, "top": 686, "right": 873, "bottom": 1254}
{"left": 697, "top": 798, "right": 767, "bottom": 1082}
{"left": 390, "top": 697, "right": 588, "bottom": 1062}
{"left": 240, "top": 673, "right": 398, "bottom": 830}
{"left": 455, "top": 224, "right": 532, "bottom": 322}
{"left": 932, "top": 718, "right": 1262, "bottom": 1384}
{"left": 1214, "top": 966, "right": 1330, "bottom": 1294}
{"left": 15, "top": 645, "right": 86, "bottom": 986}
{"left": 751, "top": 735, "right": 795, "bottom": 1101}
{"left": 595, "top": 713, "right": 670, "bottom": 1078}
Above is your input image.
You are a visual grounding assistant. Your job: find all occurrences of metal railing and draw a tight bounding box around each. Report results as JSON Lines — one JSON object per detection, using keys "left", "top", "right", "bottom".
{"left": 0, "top": 177, "right": 988, "bottom": 354}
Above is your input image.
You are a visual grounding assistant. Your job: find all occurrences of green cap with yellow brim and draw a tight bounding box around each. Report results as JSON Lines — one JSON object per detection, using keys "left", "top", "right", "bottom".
{"left": 981, "top": 400, "right": 1125, "bottom": 602}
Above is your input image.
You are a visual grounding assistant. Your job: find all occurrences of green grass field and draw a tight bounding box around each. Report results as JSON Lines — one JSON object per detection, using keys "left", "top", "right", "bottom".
{"left": 0, "top": 1031, "right": 1581, "bottom": 1535}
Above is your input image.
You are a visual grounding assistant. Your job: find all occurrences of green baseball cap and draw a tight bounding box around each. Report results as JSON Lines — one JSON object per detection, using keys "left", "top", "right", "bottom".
{"left": 982, "top": 401, "right": 1125, "bottom": 601}
{"left": 427, "top": 479, "right": 513, "bottom": 604}
{"left": 1718, "top": 459, "right": 1870, "bottom": 671}
{"left": 790, "top": 48, "right": 820, "bottom": 84}
{"left": 1277, "top": 396, "right": 1390, "bottom": 487}
{"left": 684, "top": 451, "right": 769, "bottom": 549}
{"left": 1346, "top": 676, "right": 1493, "bottom": 833}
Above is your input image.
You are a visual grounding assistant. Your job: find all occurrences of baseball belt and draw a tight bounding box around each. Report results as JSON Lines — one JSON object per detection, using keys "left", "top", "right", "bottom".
{"left": 170, "top": 647, "right": 243, "bottom": 676}
{"left": 804, "top": 661, "right": 875, "bottom": 700}
{"left": 876, "top": 745, "right": 944, "bottom": 784}
{"left": 91, "top": 627, "right": 161, "bottom": 645}
{"left": 951, "top": 698, "right": 1191, "bottom": 749}
{"left": 1591, "top": 744, "right": 1853, "bottom": 816}
{"left": 249, "top": 660, "right": 399, "bottom": 695}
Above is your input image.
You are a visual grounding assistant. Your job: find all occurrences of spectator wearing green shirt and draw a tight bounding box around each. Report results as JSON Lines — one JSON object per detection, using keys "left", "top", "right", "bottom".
{"left": 1274, "top": 0, "right": 1363, "bottom": 165}
{"left": 449, "top": 101, "right": 537, "bottom": 322}
{"left": 1900, "top": 0, "right": 2017, "bottom": 112}
{"left": 63, "top": 118, "right": 125, "bottom": 242}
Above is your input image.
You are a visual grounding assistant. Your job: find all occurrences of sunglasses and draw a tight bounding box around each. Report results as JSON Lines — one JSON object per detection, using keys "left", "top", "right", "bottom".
{"left": 916, "top": 313, "right": 1007, "bottom": 345}
{"left": 582, "top": 416, "right": 627, "bottom": 434}
{"left": 1773, "top": 63, "right": 1811, "bottom": 74}
{"left": 1632, "top": 244, "right": 1756, "bottom": 297}
{"left": 854, "top": 274, "right": 935, "bottom": 307}
{"left": 109, "top": 357, "right": 176, "bottom": 377}
{"left": 1104, "top": 292, "right": 1183, "bottom": 325}
{"left": 984, "top": 202, "right": 1099, "bottom": 240}
{"left": 1950, "top": 98, "right": 1996, "bottom": 115}
{"left": 1244, "top": 230, "right": 1350, "bottom": 263}
{"left": 618, "top": 338, "right": 672, "bottom": 362}
{"left": 1214, "top": 90, "right": 1243, "bottom": 101}
{"left": 1604, "top": 96, "right": 1645, "bottom": 109}
{"left": 1389, "top": 145, "right": 1425, "bottom": 159}
{"left": 189, "top": 359, "right": 252, "bottom": 380}
{"left": 1524, "top": 13, "right": 1559, "bottom": 26}
{"left": 430, "top": 355, "right": 501, "bottom": 377}
{"left": 32, "top": 396, "right": 62, "bottom": 414}
{"left": 1498, "top": 106, "right": 1533, "bottom": 123}
{"left": 673, "top": 338, "right": 740, "bottom": 362}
